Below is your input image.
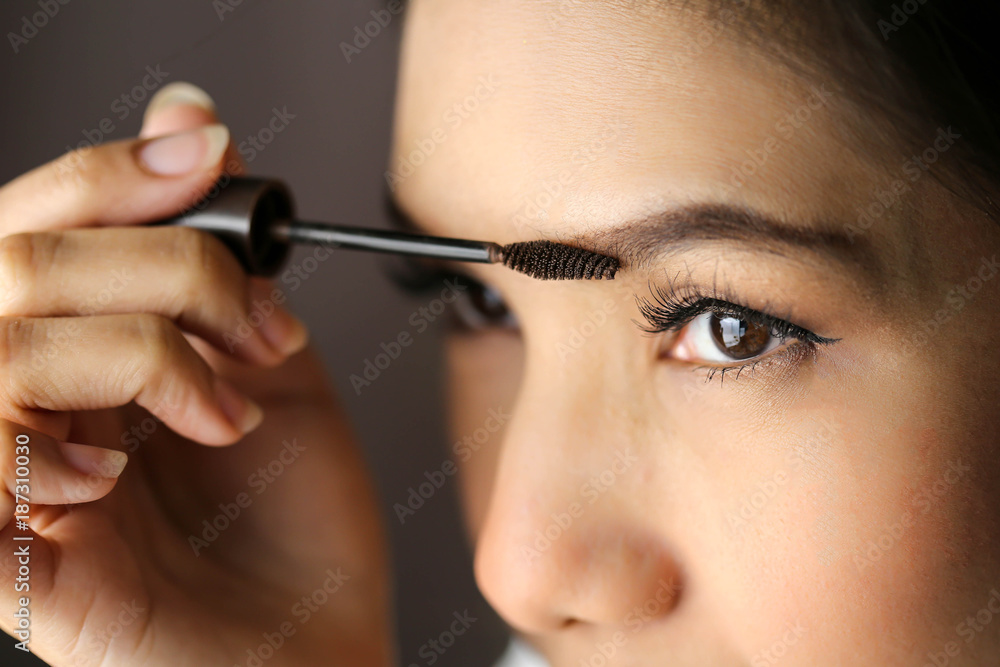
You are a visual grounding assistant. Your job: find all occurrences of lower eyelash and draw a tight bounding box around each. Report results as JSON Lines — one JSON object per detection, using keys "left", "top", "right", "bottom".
{"left": 702, "top": 362, "right": 759, "bottom": 384}
{"left": 695, "top": 341, "right": 816, "bottom": 385}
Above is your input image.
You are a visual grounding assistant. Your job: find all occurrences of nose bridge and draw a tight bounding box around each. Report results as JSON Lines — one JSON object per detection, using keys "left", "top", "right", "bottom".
{"left": 507, "top": 320, "right": 635, "bottom": 499}
{"left": 473, "top": 321, "right": 683, "bottom": 632}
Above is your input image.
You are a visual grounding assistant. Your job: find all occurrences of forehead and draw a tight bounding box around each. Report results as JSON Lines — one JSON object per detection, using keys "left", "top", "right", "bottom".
{"left": 390, "top": 0, "right": 887, "bottom": 245}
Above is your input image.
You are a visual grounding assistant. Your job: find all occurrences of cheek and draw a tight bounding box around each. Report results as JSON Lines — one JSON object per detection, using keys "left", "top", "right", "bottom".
{"left": 445, "top": 332, "right": 523, "bottom": 539}
{"left": 663, "top": 349, "right": 999, "bottom": 662}
{"left": 715, "top": 412, "right": 990, "bottom": 662}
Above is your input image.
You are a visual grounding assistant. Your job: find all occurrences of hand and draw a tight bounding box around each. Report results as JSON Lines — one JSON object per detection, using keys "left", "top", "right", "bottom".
{"left": 0, "top": 83, "right": 392, "bottom": 666}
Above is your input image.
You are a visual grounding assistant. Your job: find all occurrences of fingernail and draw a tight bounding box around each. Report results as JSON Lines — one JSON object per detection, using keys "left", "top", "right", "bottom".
{"left": 145, "top": 82, "right": 215, "bottom": 119}
{"left": 59, "top": 442, "right": 128, "bottom": 479}
{"left": 260, "top": 310, "right": 309, "bottom": 356}
{"left": 137, "top": 124, "right": 229, "bottom": 176}
{"left": 214, "top": 377, "right": 264, "bottom": 434}
{"left": 250, "top": 281, "right": 310, "bottom": 356}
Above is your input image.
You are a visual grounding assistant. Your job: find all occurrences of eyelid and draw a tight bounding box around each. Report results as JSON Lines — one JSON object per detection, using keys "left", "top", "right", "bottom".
{"left": 384, "top": 255, "right": 471, "bottom": 295}
{"left": 637, "top": 291, "right": 839, "bottom": 347}
{"left": 384, "top": 255, "right": 518, "bottom": 332}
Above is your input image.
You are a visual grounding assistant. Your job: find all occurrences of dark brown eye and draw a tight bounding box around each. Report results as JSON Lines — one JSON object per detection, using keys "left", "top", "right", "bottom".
{"left": 384, "top": 258, "right": 517, "bottom": 332}
{"left": 453, "top": 278, "right": 517, "bottom": 331}
{"left": 709, "top": 315, "right": 772, "bottom": 359}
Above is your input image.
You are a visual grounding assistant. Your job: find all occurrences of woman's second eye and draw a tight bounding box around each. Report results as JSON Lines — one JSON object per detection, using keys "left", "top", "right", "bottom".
{"left": 668, "top": 312, "right": 787, "bottom": 364}
{"left": 451, "top": 277, "right": 518, "bottom": 331}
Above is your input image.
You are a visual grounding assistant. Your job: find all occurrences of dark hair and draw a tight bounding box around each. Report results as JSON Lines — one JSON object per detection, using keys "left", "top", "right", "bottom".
{"left": 709, "top": 0, "right": 1000, "bottom": 217}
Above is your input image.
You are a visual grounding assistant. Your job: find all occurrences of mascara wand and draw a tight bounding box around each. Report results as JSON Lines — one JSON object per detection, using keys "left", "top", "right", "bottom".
{"left": 160, "top": 177, "right": 619, "bottom": 281}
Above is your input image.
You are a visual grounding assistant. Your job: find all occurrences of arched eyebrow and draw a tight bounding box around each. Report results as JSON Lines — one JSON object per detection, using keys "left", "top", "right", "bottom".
{"left": 385, "top": 192, "right": 885, "bottom": 286}
{"left": 581, "top": 202, "right": 884, "bottom": 279}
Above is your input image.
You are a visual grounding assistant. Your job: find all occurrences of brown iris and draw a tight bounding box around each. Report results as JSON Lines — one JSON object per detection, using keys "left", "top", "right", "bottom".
{"left": 469, "top": 282, "right": 510, "bottom": 323}
{"left": 709, "top": 315, "right": 771, "bottom": 360}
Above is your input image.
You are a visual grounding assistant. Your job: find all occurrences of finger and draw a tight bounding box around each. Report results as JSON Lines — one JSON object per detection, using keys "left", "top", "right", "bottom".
{"left": 0, "top": 421, "right": 133, "bottom": 665}
{"left": 140, "top": 81, "right": 219, "bottom": 138}
{"left": 0, "top": 227, "right": 308, "bottom": 365}
{"left": 0, "top": 315, "right": 264, "bottom": 446}
{"left": 140, "top": 81, "right": 246, "bottom": 175}
{"left": 0, "top": 420, "right": 126, "bottom": 523}
{"left": 139, "top": 84, "right": 295, "bottom": 334}
{"left": 0, "top": 124, "right": 230, "bottom": 236}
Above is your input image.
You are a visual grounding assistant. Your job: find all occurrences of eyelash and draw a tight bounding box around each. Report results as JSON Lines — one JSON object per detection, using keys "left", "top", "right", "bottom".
{"left": 388, "top": 258, "right": 840, "bottom": 384}
{"left": 386, "top": 258, "right": 458, "bottom": 295}
{"left": 636, "top": 283, "right": 840, "bottom": 382}
{"left": 385, "top": 259, "right": 510, "bottom": 331}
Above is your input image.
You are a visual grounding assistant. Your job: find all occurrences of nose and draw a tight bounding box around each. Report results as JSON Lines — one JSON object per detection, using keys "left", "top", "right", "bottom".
{"left": 473, "top": 348, "right": 684, "bottom": 634}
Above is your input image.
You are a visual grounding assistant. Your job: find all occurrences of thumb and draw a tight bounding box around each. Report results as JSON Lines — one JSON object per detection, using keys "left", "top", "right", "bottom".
{"left": 141, "top": 81, "right": 246, "bottom": 175}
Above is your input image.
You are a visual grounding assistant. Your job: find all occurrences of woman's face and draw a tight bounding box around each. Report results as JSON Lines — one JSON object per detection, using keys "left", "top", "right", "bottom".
{"left": 390, "top": 1, "right": 1000, "bottom": 664}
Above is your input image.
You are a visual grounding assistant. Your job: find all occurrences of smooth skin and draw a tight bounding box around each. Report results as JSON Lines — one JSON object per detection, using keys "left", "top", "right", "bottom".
{"left": 390, "top": 1, "right": 1000, "bottom": 665}
{"left": 4, "top": 2, "right": 1000, "bottom": 666}
{"left": 0, "top": 87, "right": 391, "bottom": 665}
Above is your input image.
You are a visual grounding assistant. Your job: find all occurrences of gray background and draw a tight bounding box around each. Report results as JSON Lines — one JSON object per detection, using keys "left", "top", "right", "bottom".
{"left": 0, "top": 0, "right": 508, "bottom": 664}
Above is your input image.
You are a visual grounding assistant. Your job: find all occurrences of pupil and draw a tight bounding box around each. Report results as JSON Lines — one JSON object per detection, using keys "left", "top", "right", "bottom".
{"left": 710, "top": 315, "right": 770, "bottom": 359}
{"left": 468, "top": 283, "right": 512, "bottom": 324}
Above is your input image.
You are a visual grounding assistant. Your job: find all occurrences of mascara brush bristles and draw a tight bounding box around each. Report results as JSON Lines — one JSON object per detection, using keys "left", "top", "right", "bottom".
{"left": 280, "top": 220, "right": 619, "bottom": 281}
{"left": 492, "top": 240, "right": 619, "bottom": 280}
